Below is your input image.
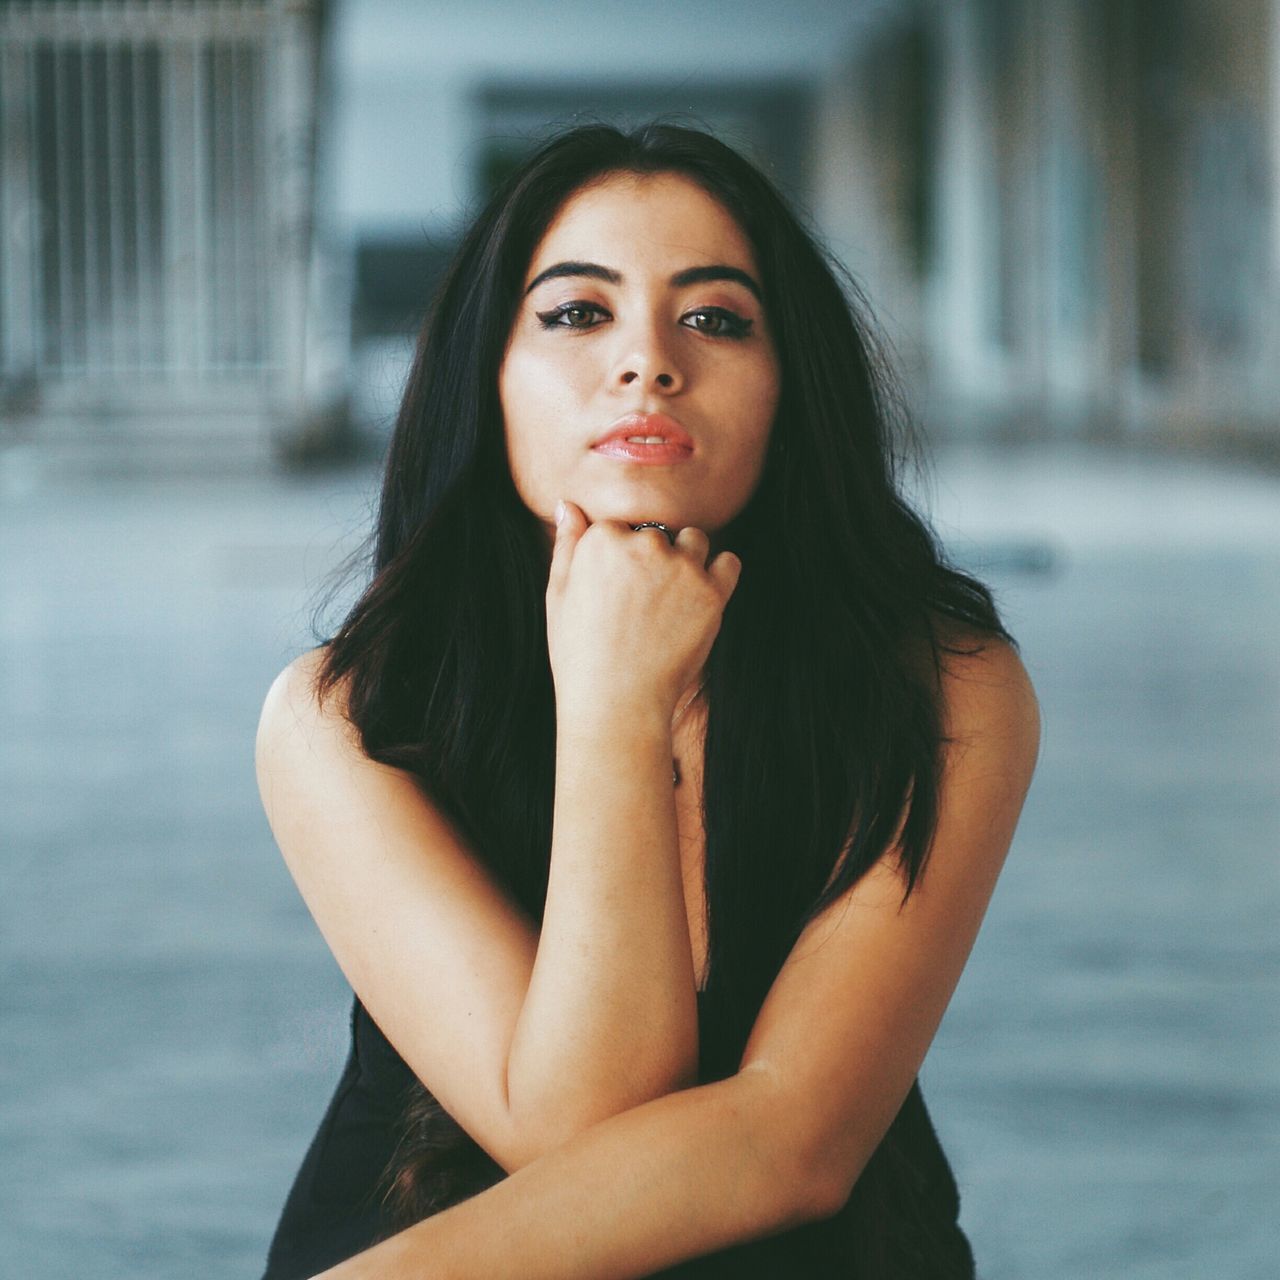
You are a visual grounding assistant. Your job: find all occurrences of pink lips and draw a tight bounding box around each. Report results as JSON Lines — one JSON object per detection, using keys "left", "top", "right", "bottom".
{"left": 591, "top": 413, "right": 695, "bottom": 464}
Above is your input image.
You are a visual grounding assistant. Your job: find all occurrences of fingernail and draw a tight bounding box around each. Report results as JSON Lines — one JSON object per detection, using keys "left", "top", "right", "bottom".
{"left": 555, "top": 499, "right": 566, "bottom": 527}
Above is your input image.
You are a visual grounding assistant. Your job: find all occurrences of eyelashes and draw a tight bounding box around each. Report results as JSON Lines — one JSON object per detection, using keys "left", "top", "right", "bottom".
{"left": 535, "top": 303, "right": 606, "bottom": 331}
{"left": 684, "top": 308, "right": 754, "bottom": 339}
{"left": 534, "top": 301, "right": 755, "bottom": 340}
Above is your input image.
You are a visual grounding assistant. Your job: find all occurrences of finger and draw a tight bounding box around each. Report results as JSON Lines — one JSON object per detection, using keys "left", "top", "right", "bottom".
{"left": 674, "top": 525, "right": 711, "bottom": 567}
{"left": 626, "top": 522, "right": 677, "bottom": 548}
{"left": 706, "top": 549, "right": 743, "bottom": 602}
{"left": 548, "top": 499, "right": 588, "bottom": 595}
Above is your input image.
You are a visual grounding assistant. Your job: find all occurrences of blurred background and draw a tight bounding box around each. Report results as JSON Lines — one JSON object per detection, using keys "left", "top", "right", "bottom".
{"left": 1, "top": 1, "right": 1276, "bottom": 1276}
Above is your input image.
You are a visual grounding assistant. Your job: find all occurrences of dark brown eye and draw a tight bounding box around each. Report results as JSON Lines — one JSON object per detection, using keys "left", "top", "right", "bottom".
{"left": 536, "top": 303, "right": 609, "bottom": 331}
{"left": 683, "top": 308, "right": 753, "bottom": 339}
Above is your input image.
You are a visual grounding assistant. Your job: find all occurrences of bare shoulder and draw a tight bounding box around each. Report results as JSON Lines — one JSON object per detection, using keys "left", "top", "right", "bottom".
{"left": 260, "top": 643, "right": 342, "bottom": 717}
{"left": 256, "top": 645, "right": 359, "bottom": 764}
{"left": 934, "top": 629, "right": 1041, "bottom": 774}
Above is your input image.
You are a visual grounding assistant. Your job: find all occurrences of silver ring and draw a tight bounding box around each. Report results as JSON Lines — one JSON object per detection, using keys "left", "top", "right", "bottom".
{"left": 629, "top": 521, "right": 677, "bottom": 546}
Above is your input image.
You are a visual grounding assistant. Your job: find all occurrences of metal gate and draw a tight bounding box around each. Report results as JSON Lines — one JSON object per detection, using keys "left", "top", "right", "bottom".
{"left": 0, "top": 1, "right": 326, "bottom": 454}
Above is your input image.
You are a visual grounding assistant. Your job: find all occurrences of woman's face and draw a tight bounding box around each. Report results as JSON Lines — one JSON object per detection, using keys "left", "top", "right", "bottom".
{"left": 499, "top": 171, "right": 781, "bottom": 545}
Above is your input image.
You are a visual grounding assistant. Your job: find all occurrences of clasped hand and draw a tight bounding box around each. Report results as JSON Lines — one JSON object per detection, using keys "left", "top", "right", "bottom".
{"left": 546, "top": 500, "right": 742, "bottom": 726}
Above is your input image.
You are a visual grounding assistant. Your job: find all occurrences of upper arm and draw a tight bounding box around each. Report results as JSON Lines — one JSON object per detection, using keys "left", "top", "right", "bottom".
{"left": 736, "top": 636, "right": 1041, "bottom": 1215}
{"left": 254, "top": 648, "right": 542, "bottom": 1172}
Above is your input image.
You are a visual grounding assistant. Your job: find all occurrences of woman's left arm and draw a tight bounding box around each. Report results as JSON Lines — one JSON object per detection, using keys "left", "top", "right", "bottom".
{"left": 317, "top": 1065, "right": 817, "bottom": 1279}
{"left": 315, "top": 639, "right": 1041, "bottom": 1280}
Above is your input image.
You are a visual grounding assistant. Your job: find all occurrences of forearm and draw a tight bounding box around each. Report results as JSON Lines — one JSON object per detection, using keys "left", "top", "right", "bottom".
{"left": 316, "top": 1068, "right": 823, "bottom": 1280}
{"left": 504, "top": 702, "right": 699, "bottom": 1156}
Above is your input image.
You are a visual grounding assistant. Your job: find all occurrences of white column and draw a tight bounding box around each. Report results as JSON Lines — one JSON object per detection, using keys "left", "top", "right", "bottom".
{"left": 0, "top": 39, "right": 37, "bottom": 380}
{"left": 266, "top": 0, "right": 319, "bottom": 430}
{"left": 1270, "top": 0, "right": 1280, "bottom": 274}
{"left": 1017, "top": 0, "right": 1049, "bottom": 424}
{"left": 1269, "top": 0, "right": 1280, "bottom": 415}
{"left": 928, "top": 0, "right": 986, "bottom": 409}
{"left": 164, "top": 40, "right": 200, "bottom": 378}
{"left": 810, "top": 36, "right": 920, "bottom": 360}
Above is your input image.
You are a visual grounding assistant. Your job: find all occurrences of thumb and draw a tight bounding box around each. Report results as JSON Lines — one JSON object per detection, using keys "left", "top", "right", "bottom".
{"left": 707, "top": 549, "right": 743, "bottom": 602}
{"left": 548, "top": 498, "right": 588, "bottom": 592}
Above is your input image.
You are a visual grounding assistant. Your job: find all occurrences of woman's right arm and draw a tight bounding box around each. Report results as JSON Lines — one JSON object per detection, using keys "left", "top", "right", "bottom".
{"left": 254, "top": 648, "right": 695, "bottom": 1176}
{"left": 257, "top": 505, "right": 739, "bottom": 1175}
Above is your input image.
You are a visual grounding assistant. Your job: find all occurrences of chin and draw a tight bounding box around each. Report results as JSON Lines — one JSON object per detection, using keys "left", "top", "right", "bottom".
{"left": 571, "top": 487, "right": 733, "bottom": 534}
{"left": 604, "top": 505, "right": 686, "bottom": 528}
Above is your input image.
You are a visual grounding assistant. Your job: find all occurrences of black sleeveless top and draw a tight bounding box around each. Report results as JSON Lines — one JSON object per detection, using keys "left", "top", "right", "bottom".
{"left": 261, "top": 991, "right": 975, "bottom": 1279}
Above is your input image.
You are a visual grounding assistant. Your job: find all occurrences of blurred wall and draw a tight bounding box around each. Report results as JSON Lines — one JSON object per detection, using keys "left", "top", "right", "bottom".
{"left": 0, "top": 0, "right": 341, "bottom": 467}
{"left": 816, "top": 0, "right": 1280, "bottom": 452}
{"left": 335, "top": 0, "right": 1280, "bottom": 455}
{"left": 326, "top": 0, "right": 893, "bottom": 435}
{"left": 327, "top": 0, "right": 891, "bottom": 237}
{"left": 2, "top": 0, "right": 1276, "bottom": 464}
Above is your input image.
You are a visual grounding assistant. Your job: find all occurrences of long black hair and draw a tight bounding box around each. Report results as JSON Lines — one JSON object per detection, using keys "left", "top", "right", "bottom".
{"left": 312, "top": 122, "right": 1012, "bottom": 1234}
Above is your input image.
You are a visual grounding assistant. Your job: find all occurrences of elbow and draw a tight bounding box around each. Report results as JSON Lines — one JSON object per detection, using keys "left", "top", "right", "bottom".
{"left": 497, "top": 1115, "right": 593, "bottom": 1175}
{"left": 500, "top": 1060, "right": 699, "bottom": 1174}
{"left": 804, "top": 1169, "right": 861, "bottom": 1225}
{"left": 730, "top": 1070, "right": 860, "bottom": 1229}
{"left": 498, "top": 1100, "right": 607, "bottom": 1173}
{"left": 789, "top": 1135, "right": 877, "bottom": 1225}
{"left": 761, "top": 1097, "right": 873, "bottom": 1226}
{"left": 482, "top": 1100, "right": 553, "bottom": 1175}
{"left": 780, "top": 1148, "right": 859, "bottom": 1227}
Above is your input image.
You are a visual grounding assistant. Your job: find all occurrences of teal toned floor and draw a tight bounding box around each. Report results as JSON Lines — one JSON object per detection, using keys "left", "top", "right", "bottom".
{"left": 2, "top": 443, "right": 1277, "bottom": 1278}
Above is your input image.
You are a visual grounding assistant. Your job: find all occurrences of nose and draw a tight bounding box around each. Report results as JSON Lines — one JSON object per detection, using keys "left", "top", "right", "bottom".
{"left": 621, "top": 368, "right": 676, "bottom": 389}
{"left": 612, "top": 319, "right": 685, "bottom": 395}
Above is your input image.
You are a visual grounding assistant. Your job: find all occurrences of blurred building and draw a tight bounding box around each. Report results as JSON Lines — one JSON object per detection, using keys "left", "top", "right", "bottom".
{"left": 320, "top": 0, "right": 1280, "bottom": 459}
{"left": 0, "top": 0, "right": 343, "bottom": 469}
{"left": 2, "top": 0, "right": 1277, "bottom": 466}
{"left": 820, "top": 0, "right": 1280, "bottom": 455}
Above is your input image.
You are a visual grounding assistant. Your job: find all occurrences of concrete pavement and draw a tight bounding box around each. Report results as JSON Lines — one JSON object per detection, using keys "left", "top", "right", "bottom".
{"left": 1, "top": 443, "right": 1276, "bottom": 1278}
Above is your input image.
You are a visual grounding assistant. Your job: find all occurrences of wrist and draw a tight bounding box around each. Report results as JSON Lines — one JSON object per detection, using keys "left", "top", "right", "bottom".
{"left": 555, "top": 696, "right": 673, "bottom": 747}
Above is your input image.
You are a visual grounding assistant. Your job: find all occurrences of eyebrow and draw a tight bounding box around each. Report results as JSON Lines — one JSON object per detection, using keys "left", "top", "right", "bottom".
{"left": 524, "top": 260, "right": 763, "bottom": 302}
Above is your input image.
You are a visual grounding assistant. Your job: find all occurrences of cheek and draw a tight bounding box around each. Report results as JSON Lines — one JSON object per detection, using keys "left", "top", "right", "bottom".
{"left": 737, "top": 360, "right": 780, "bottom": 446}
{"left": 500, "top": 351, "right": 549, "bottom": 444}
{"left": 501, "top": 343, "right": 585, "bottom": 430}
{"left": 498, "top": 361, "right": 539, "bottom": 488}
{"left": 499, "top": 348, "right": 583, "bottom": 504}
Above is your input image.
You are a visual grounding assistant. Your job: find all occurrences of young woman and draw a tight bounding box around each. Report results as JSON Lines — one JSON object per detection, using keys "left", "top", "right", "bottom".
{"left": 254, "top": 123, "right": 1040, "bottom": 1279}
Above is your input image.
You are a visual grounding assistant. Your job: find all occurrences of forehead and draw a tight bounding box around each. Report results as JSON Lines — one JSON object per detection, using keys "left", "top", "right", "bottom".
{"left": 527, "top": 171, "right": 759, "bottom": 279}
